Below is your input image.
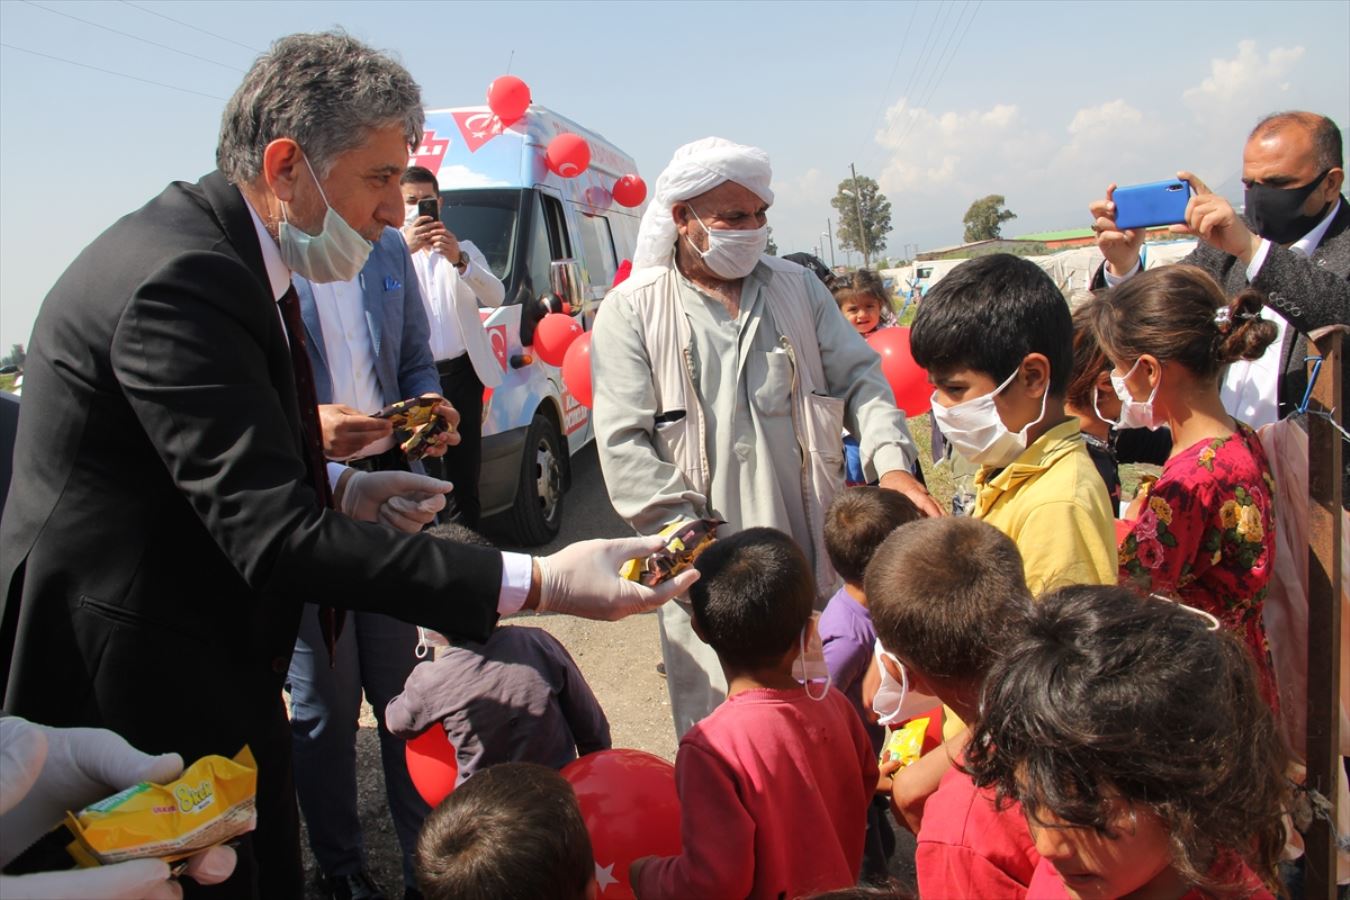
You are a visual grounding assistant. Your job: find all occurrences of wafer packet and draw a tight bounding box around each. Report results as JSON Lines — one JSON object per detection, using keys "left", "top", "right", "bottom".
{"left": 63, "top": 745, "right": 257, "bottom": 867}
{"left": 620, "top": 518, "right": 725, "bottom": 587}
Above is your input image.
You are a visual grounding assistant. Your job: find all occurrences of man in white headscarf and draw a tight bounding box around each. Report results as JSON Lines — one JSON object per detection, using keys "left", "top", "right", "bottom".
{"left": 592, "top": 137, "right": 939, "bottom": 736}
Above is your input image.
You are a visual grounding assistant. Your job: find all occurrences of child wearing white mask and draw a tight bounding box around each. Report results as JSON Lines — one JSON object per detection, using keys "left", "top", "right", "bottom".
{"left": 629, "top": 528, "right": 876, "bottom": 900}
{"left": 1087, "top": 266, "right": 1280, "bottom": 707}
{"left": 865, "top": 517, "right": 1039, "bottom": 899}
{"left": 910, "top": 253, "right": 1117, "bottom": 594}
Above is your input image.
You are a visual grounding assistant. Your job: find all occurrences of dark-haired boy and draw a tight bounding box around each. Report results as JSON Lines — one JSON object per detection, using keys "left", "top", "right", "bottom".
{"left": 630, "top": 528, "right": 877, "bottom": 900}
{"left": 415, "top": 761, "right": 597, "bottom": 900}
{"left": 910, "top": 253, "right": 1115, "bottom": 593}
{"left": 821, "top": 487, "right": 922, "bottom": 881}
{"left": 865, "top": 517, "right": 1039, "bottom": 898}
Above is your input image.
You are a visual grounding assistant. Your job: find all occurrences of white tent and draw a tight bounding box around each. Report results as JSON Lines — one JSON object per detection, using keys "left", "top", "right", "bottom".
{"left": 881, "top": 239, "right": 1199, "bottom": 299}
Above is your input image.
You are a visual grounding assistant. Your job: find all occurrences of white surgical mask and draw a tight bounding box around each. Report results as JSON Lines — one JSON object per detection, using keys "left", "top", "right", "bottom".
{"left": 871, "top": 639, "right": 943, "bottom": 726}
{"left": 1090, "top": 385, "right": 1115, "bottom": 428}
{"left": 278, "top": 154, "right": 374, "bottom": 283}
{"left": 1110, "top": 359, "right": 1163, "bottom": 431}
{"left": 929, "top": 367, "right": 1048, "bottom": 467}
{"left": 791, "top": 612, "right": 831, "bottom": 702}
{"left": 414, "top": 627, "right": 451, "bottom": 659}
{"left": 403, "top": 202, "right": 420, "bottom": 228}
{"left": 685, "top": 206, "right": 767, "bottom": 280}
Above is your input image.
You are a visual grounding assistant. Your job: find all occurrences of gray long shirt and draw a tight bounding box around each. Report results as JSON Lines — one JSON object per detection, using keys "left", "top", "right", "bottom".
{"left": 385, "top": 625, "right": 611, "bottom": 784}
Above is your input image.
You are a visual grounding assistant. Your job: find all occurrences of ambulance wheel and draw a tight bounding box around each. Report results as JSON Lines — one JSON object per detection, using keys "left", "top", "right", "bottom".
{"left": 506, "top": 413, "right": 564, "bottom": 545}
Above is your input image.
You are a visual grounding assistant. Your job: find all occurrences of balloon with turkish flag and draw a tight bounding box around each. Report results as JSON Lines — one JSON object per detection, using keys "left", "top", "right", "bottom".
{"left": 533, "top": 312, "right": 582, "bottom": 366}
{"left": 562, "top": 749, "right": 681, "bottom": 899}
{"left": 561, "top": 332, "right": 593, "bottom": 409}
{"left": 486, "top": 75, "right": 530, "bottom": 125}
{"left": 868, "top": 326, "right": 932, "bottom": 416}
{"left": 404, "top": 727, "right": 459, "bottom": 806}
{"left": 612, "top": 174, "right": 648, "bottom": 208}
{"left": 545, "top": 133, "right": 591, "bottom": 178}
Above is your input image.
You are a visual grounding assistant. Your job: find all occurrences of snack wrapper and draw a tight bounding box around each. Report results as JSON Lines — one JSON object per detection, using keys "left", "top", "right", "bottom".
{"left": 883, "top": 716, "right": 932, "bottom": 769}
{"left": 620, "top": 518, "right": 724, "bottom": 586}
{"left": 374, "top": 396, "right": 449, "bottom": 462}
{"left": 64, "top": 746, "right": 257, "bottom": 866}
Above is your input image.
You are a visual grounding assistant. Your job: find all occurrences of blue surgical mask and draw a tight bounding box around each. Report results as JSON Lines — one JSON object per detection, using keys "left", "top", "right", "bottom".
{"left": 278, "top": 154, "right": 373, "bottom": 283}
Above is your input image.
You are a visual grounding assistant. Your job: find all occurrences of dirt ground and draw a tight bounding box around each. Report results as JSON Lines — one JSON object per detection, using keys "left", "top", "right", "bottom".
{"left": 297, "top": 426, "right": 949, "bottom": 897}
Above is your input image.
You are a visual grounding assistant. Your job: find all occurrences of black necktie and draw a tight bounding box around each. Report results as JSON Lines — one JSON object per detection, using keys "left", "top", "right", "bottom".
{"left": 277, "top": 285, "right": 344, "bottom": 665}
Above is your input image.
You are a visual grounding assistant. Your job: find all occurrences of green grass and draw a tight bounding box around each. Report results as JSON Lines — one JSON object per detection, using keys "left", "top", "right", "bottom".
{"left": 0, "top": 374, "right": 15, "bottom": 394}
{"left": 906, "top": 411, "right": 956, "bottom": 512}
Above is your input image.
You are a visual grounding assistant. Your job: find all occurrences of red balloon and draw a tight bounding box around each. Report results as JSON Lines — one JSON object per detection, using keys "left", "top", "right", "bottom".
{"left": 583, "top": 185, "right": 612, "bottom": 212}
{"left": 533, "top": 313, "right": 582, "bottom": 366}
{"left": 562, "top": 750, "right": 681, "bottom": 899}
{"left": 612, "top": 174, "right": 647, "bottom": 208}
{"left": 405, "top": 728, "right": 458, "bottom": 807}
{"left": 545, "top": 133, "right": 591, "bottom": 178}
{"left": 562, "top": 332, "right": 593, "bottom": 409}
{"left": 486, "top": 75, "right": 530, "bottom": 125}
{"left": 868, "top": 326, "right": 931, "bottom": 416}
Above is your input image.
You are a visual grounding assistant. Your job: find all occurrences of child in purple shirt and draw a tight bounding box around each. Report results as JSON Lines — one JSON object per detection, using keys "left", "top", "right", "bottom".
{"left": 819, "top": 486, "right": 922, "bottom": 882}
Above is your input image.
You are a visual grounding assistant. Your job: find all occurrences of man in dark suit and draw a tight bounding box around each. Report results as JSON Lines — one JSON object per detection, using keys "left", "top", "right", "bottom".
{"left": 290, "top": 229, "right": 445, "bottom": 900}
{"left": 1089, "top": 111, "right": 1348, "bottom": 425}
{"left": 0, "top": 32, "right": 693, "bottom": 898}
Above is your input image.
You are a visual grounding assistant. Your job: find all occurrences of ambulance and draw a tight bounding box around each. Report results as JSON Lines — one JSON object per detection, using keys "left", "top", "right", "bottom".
{"left": 411, "top": 106, "right": 644, "bottom": 544}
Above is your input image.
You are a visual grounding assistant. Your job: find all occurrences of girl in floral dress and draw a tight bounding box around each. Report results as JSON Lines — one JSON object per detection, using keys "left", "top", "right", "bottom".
{"left": 1088, "top": 266, "right": 1280, "bottom": 705}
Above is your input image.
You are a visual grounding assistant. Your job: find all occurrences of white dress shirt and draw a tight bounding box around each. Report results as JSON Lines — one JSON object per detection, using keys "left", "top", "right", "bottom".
{"left": 408, "top": 239, "right": 505, "bottom": 386}
{"left": 1223, "top": 199, "right": 1341, "bottom": 427}
{"left": 310, "top": 275, "right": 392, "bottom": 457}
{"left": 239, "top": 190, "right": 533, "bottom": 615}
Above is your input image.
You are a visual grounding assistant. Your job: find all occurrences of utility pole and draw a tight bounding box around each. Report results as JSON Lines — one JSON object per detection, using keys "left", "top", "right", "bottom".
{"left": 850, "top": 162, "right": 870, "bottom": 268}
{"left": 825, "top": 219, "right": 837, "bottom": 268}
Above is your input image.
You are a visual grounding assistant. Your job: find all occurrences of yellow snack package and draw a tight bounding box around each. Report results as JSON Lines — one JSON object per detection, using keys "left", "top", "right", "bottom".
{"left": 882, "top": 716, "right": 931, "bottom": 769}
{"left": 64, "top": 746, "right": 257, "bottom": 866}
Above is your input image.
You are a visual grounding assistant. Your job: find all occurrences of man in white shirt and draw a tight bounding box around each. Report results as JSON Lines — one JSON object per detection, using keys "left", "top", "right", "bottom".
{"left": 290, "top": 228, "right": 449, "bottom": 900}
{"left": 399, "top": 166, "right": 506, "bottom": 528}
{"left": 1089, "top": 111, "right": 1349, "bottom": 428}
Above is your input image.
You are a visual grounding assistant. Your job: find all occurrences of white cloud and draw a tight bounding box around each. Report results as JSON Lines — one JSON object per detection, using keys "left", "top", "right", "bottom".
{"left": 1183, "top": 40, "right": 1305, "bottom": 111}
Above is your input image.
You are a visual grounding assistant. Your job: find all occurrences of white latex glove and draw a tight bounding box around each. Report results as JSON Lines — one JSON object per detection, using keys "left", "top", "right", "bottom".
{"left": 339, "top": 470, "right": 451, "bottom": 532}
{"left": 0, "top": 717, "right": 238, "bottom": 898}
{"left": 536, "top": 536, "right": 701, "bottom": 621}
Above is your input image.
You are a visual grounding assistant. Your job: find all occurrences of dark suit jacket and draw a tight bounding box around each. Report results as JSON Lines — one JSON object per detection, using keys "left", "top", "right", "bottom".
{"left": 294, "top": 227, "right": 441, "bottom": 408}
{"left": 1092, "top": 198, "right": 1350, "bottom": 419}
{"left": 0, "top": 172, "right": 501, "bottom": 853}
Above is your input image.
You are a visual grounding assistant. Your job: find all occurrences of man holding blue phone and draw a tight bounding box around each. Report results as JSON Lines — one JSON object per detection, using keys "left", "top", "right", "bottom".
{"left": 1089, "top": 110, "right": 1348, "bottom": 430}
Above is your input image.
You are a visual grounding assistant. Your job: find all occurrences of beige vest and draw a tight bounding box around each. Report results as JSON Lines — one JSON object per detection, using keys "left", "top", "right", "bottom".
{"left": 618, "top": 261, "right": 844, "bottom": 597}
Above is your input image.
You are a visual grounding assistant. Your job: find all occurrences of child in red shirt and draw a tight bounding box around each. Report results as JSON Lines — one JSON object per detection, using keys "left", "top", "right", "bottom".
{"left": 630, "top": 528, "right": 878, "bottom": 900}
{"left": 966, "top": 585, "right": 1289, "bottom": 900}
{"left": 866, "top": 517, "right": 1040, "bottom": 899}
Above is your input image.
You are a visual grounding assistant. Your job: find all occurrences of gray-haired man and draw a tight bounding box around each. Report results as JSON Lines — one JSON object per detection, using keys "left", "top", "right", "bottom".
{"left": 0, "top": 32, "right": 695, "bottom": 897}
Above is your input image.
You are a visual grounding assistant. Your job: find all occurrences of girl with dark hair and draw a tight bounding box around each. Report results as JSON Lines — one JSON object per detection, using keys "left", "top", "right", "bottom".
{"left": 833, "top": 270, "right": 896, "bottom": 485}
{"left": 1088, "top": 266, "right": 1280, "bottom": 704}
{"left": 967, "top": 585, "right": 1289, "bottom": 900}
{"left": 1065, "top": 300, "right": 1171, "bottom": 511}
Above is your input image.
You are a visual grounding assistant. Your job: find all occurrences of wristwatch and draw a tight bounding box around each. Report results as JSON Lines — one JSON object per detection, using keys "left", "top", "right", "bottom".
{"left": 454, "top": 250, "right": 469, "bottom": 273}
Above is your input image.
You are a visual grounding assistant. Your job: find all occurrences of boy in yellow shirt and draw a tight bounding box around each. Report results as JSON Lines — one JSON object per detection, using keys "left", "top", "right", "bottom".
{"left": 910, "top": 253, "right": 1115, "bottom": 593}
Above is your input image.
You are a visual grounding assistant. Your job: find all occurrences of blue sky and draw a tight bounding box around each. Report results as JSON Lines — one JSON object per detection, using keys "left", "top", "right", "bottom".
{"left": 2, "top": 0, "right": 1347, "bottom": 350}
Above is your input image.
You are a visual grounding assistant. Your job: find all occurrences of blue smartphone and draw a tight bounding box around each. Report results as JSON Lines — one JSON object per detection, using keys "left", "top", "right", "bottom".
{"left": 1113, "top": 179, "right": 1191, "bottom": 230}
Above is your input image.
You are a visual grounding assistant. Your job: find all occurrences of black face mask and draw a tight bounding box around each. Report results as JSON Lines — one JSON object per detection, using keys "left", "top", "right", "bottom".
{"left": 1244, "top": 169, "right": 1334, "bottom": 245}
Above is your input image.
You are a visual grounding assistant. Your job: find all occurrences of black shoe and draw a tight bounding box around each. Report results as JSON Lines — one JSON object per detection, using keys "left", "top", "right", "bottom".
{"left": 656, "top": 661, "right": 667, "bottom": 678}
{"left": 320, "top": 870, "right": 387, "bottom": 900}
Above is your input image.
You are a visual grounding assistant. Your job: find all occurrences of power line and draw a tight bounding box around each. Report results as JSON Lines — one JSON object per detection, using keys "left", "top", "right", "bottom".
{"left": 117, "top": 0, "right": 261, "bottom": 53}
{"left": 887, "top": 0, "right": 982, "bottom": 157}
{"left": 0, "top": 41, "right": 226, "bottom": 100}
{"left": 872, "top": 0, "right": 953, "bottom": 165}
{"left": 21, "top": 0, "right": 246, "bottom": 72}
{"left": 854, "top": 0, "right": 921, "bottom": 162}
